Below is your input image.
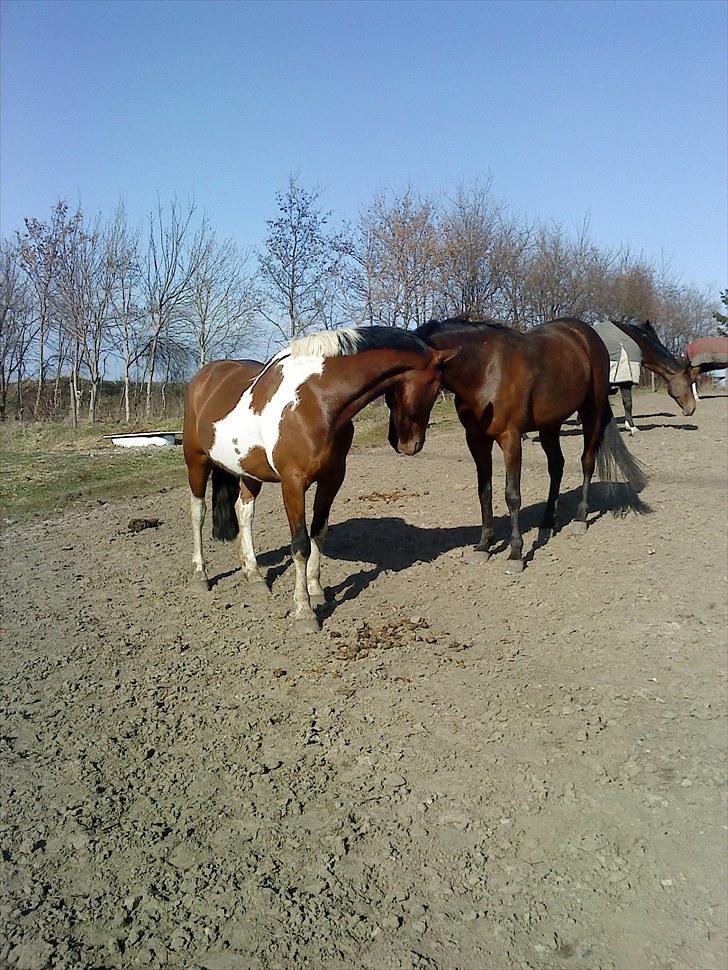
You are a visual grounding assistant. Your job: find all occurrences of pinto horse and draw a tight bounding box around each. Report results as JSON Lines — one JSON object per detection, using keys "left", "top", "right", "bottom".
{"left": 609, "top": 320, "right": 696, "bottom": 432}
{"left": 183, "top": 327, "right": 454, "bottom": 632}
{"left": 416, "top": 316, "right": 648, "bottom": 573}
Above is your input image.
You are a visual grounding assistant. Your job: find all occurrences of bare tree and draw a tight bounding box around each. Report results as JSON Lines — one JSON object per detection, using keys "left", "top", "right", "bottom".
{"left": 655, "top": 274, "right": 717, "bottom": 356}
{"left": 258, "top": 176, "right": 350, "bottom": 343}
{"left": 0, "top": 240, "right": 36, "bottom": 420}
{"left": 55, "top": 209, "right": 121, "bottom": 424}
{"left": 16, "top": 201, "right": 76, "bottom": 416}
{"left": 185, "top": 234, "right": 259, "bottom": 368}
{"left": 436, "top": 179, "right": 513, "bottom": 319}
{"left": 595, "top": 255, "right": 659, "bottom": 325}
{"left": 108, "top": 203, "right": 143, "bottom": 423}
{"left": 140, "top": 198, "right": 208, "bottom": 417}
{"left": 351, "top": 188, "right": 439, "bottom": 329}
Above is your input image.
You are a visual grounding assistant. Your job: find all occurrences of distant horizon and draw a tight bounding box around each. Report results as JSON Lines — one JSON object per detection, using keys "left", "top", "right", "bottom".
{"left": 2, "top": 0, "right": 726, "bottom": 298}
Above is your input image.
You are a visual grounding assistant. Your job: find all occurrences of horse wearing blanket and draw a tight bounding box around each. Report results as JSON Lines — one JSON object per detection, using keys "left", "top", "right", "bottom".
{"left": 595, "top": 320, "right": 696, "bottom": 433}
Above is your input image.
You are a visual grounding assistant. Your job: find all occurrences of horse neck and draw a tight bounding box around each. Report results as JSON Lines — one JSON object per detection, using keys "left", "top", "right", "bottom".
{"left": 427, "top": 330, "right": 494, "bottom": 403}
{"left": 616, "top": 324, "right": 682, "bottom": 379}
{"left": 326, "top": 349, "right": 425, "bottom": 424}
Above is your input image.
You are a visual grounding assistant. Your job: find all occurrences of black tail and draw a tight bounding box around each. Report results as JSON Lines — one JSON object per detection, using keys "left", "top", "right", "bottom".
{"left": 595, "top": 404, "right": 650, "bottom": 512}
{"left": 212, "top": 466, "right": 239, "bottom": 541}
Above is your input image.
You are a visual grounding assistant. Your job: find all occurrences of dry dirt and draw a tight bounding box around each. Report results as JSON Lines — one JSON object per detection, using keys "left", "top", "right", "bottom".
{"left": 2, "top": 390, "right": 727, "bottom": 970}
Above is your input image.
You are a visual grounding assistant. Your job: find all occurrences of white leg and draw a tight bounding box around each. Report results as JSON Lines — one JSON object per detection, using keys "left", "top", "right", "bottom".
{"left": 692, "top": 381, "right": 700, "bottom": 401}
{"left": 293, "top": 551, "right": 319, "bottom": 631}
{"left": 306, "top": 522, "right": 328, "bottom": 606}
{"left": 234, "top": 495, "right": 266, "bottom": 584}
{"left": 191, "top": 494, "right": 208, "bottom": 585}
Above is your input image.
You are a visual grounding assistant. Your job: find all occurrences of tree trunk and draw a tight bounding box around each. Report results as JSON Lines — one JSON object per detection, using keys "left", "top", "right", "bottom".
{"left": 34, "top": 314, "right": 45, "bottom": 418}
{"left": 16, "top": 371, "right": 23, "bottom": 421}
{"left": 145, "top": 328, "right": 161, "bottom": 419}
{"left": 123, "top": 365, "right": 131, "bottom": 423}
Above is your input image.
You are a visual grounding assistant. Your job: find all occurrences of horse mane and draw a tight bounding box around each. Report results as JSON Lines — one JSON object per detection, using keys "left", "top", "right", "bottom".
{"left": 610, "top": 319, "right": 687, "bottom": 371}
{"left": 288, "top": 326, "right": 429, "bottom": 359}
{"left": 416, "top": 315, "right": 506, "bottom": 341}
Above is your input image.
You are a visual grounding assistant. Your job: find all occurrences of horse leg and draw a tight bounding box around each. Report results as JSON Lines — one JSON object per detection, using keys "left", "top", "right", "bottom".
{"left": 538, "top": 427, "right": 564, "bottom": 542}
{"left": 307, "top": 423, "right": 353, "bottom": 607}
{"left": 500, "top": 430, "right": 524, "bottom": 573}
{"left": 187, "top": 454, "right": 212, "bottom": 590}
{"left": 622, "top": 385, "right": 638, "bottom": 435}
{"left": 281, "top": 477, "right": 320, "bottom": 634}
{"left": 692, "top": 381, "right": 700, "bottom": 402}
{"left": 235, "top": 476, "right": 268, "bottom": 588}
{"left": 465, "top": 425, "right": 494, "bottom": 556}
{"left": 572, "top": 406, "right": 605, "bottom": 534}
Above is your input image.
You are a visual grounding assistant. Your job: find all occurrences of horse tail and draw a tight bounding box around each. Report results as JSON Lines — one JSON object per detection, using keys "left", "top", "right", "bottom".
{"left": 596, "top": 402, "right": 649, "bottom": 495}
{"left": 212, "top": 466, "right": 240, "bottom": 541}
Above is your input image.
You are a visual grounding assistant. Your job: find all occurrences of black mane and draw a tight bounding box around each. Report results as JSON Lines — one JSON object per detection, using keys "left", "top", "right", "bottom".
{"left": 353, "top": 325, "right": 430, "bottom": 355}
{"left": 416, "top": 316, "right": 506, "bottom": 342}
{"left": 611, "top": 319, "right": 685, "bottom": 370}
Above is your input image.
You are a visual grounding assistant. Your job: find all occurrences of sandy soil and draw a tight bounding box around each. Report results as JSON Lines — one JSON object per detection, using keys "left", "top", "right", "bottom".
{"left": 2, "top": 390, "right": 727, "bottom": 970}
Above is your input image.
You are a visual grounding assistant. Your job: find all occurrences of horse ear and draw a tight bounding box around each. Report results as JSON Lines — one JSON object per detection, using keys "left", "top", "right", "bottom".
{"left": 433, "top": 347, "right": 458, "bottom": 365}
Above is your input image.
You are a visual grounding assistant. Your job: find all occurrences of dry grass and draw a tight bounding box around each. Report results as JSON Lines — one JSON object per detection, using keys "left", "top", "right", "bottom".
{"left": 0, "top": 398, "right": 459, "bottom": 524}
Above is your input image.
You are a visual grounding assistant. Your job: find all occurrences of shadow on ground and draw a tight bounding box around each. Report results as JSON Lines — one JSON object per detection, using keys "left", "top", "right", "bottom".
{"left": 234, "top": 482, "right": 651, "bottom": 614}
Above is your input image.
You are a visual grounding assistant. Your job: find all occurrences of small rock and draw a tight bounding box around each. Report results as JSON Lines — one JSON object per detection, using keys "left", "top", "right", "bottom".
{"left": 127, "top": 517, "right": 161, "bottom": 533}
{"left": 382, "top": 774, "right": 407, "bottom": 790}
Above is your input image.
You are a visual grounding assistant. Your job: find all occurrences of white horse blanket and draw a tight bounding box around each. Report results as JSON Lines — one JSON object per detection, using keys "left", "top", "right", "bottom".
{"left": 594, "top": 321, "right": 642, "bottom": 385}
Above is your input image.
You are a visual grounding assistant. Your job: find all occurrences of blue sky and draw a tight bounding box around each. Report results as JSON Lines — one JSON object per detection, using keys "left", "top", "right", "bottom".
{"left": 2, "top": 0, "right": 726, "bottom": 295}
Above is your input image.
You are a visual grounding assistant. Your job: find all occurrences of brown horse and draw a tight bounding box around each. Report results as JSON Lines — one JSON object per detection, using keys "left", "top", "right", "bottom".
{"left": 609, "top": 320, "right": 696, "bottom": 432}
{"left": 416, "top": 316, "right": 648, "bottom": 572}
{"left": 183, "top": 327, "right": 454, "bottom": 632}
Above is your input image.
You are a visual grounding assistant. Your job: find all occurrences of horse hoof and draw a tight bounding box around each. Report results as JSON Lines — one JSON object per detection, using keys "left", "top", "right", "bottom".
{"left": 248, "top": 573, "right": 271, "bottom": 593}
{"left": 309, "top": 592, "right": 327, "bottom": 609}
{"left": 294, "top": 615, "right": 321, "bottom": 635}
{"left": 504, "top": 559, "right": 524, "bottom": 575}
{"left": 191, "top": 571, "right": 209, "bottom": 591}
{"left": 569, "top": 520, "right": 588, "bottom": 535}
{"left": 537, "top": 528, "right": 553, "bottom": 544}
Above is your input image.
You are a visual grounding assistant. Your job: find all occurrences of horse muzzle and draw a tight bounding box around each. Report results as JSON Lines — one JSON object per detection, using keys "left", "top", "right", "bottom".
{"left": 397, "top": 437, "right": 423, "bottom": 456}
{"left": 683, "top": 404, "right": 696, "bottom": 416}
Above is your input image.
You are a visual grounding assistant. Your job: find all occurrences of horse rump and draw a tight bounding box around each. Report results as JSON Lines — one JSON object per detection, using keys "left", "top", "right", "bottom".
{"left": 212, "top": 466, "right": 240, "bottom": 540}
{"left": 595, "top": 404, "right": 650, "bottom": 513}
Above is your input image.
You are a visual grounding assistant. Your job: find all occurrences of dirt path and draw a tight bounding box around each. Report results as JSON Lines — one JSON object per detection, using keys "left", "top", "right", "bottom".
{"left": 2, "top": 391, "right": 727, "bottom": 970}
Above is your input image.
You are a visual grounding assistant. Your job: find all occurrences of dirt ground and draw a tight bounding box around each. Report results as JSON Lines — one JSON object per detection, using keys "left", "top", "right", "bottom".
{"left": 2, "top": 389, "right": 727, "bottom": 970}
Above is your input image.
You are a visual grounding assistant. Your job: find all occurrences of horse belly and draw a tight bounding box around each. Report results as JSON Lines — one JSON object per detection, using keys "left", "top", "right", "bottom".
{"left": 531, "top": 375, "right": 588, "bottom": 427}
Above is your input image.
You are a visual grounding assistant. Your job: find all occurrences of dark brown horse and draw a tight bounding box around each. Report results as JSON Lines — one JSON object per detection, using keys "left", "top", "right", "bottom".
{"left": 416, "top": 316, "right": 648, "bottom": 572}
{"left": 609, "top": 320, "right": 696, "bottom": 432}
{"left": 184, "top": 327, "right": 454, "bottom": 632}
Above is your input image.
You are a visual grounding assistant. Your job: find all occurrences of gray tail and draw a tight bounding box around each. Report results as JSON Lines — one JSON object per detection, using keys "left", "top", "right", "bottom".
{"left": 212, "top": 466, "right": 239, "bottom": 541}
{"left": 596, "top": 404, "right": 650, "bottom": 511}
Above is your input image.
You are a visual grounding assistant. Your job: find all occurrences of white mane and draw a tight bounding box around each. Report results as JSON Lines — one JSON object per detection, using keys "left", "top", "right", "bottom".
{"left": 288, "top": 328, "right": 364, "bottom": 359}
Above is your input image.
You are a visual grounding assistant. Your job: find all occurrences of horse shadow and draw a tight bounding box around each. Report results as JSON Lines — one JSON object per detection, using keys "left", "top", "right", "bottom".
{"left": 247, "top": 482, "right": 649, "bottom": 613}
{"left": 552, "top": 414, "right": 697, "bottom": 437}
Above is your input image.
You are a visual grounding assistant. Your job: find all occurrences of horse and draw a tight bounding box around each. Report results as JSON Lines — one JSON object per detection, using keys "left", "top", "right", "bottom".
{"left": 183, "top": 327, "right": 455, "bottom": 633}
{"left": 608, "top": 320, "right": 696, "bottom": 432}
{"left": 416, "top": 316, "right": 649, "bottom": 573}
{"left": 685, "top": 336, "right": 728, "bottom": 400}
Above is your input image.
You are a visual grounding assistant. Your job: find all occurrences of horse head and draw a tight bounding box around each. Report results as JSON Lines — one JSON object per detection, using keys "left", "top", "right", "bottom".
{"left": 386, "top": 347, "right": 457, "bottom": 455}
{"left": 666, "top": 359, "right": 697, "bottom": 416}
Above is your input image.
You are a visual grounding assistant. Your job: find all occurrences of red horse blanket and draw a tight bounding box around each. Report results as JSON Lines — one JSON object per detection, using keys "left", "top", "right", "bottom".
{"left": 686, "top": 337, "right": 728, "bottom": 369}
